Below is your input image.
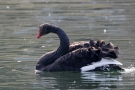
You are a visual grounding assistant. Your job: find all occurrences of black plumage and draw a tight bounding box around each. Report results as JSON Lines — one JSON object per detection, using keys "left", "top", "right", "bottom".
{"left": 36, "top": 23, "right": 122, "bottom": 72}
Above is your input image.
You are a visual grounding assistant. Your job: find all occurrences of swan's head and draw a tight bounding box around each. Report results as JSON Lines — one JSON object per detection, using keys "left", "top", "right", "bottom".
{"left": 36, "top": 23, "right": 53, "bottom": 39}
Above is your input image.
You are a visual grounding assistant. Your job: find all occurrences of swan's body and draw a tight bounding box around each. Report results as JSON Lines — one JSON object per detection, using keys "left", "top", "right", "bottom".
{"left": 36, "top": 23, "right": 123, "bottom": 72}
{"left": 41, "top": 47, "right": 102, "bottom": 71}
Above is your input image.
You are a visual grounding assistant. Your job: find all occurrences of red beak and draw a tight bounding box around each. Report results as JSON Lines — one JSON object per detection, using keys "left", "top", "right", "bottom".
{"left": 36, "top": 28, "right": 41, "bottom": 39}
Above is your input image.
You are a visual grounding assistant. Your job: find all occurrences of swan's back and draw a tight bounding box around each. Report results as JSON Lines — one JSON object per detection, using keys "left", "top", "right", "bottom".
{"left": 69, "top": 39, "right": 119, "bottom": 59}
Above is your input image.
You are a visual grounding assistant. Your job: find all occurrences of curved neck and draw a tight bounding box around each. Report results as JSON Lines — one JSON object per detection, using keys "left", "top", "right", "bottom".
{"left": 36, "top": 25, "right": 70, "bottom": 70}
{"left": 51, "top": 27, "right": 69, "bottom": 56}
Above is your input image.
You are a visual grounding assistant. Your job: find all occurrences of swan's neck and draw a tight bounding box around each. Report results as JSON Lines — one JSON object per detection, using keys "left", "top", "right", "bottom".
{"left": 36, "top": 26, "right": 70, "bottom": 70}
{"left": 51, "top": 27, "right": 69, "bottom": 56}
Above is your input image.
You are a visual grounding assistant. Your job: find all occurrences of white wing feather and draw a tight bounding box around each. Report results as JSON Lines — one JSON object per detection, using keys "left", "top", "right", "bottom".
{"left": 81, "top": 58, "right": 123, "bottom": 72}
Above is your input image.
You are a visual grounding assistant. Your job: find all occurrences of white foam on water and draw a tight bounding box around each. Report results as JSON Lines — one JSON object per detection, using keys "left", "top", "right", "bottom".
{"left": 122, "top": 67, "right": 135, "bottom": 74}
{"left": 35, "top": 70, "right": 43, "bottom": 74}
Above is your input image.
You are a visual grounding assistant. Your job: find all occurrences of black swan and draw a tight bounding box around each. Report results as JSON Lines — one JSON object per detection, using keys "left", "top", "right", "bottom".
{"left": 35, "top": 23, "right": 123, "bottom": 72}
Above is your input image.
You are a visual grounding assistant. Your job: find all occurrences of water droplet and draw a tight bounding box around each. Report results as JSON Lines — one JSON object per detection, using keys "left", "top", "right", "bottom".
{"left": 12, "top": 69, "right": 17, "bottom": 71}
{"left": 73, "top": 81, "right": 76, "bottom": 83}
{"left": 58, "top": 20, "right": 61, "bottom": 22}
{"left": 7, "top": 6, "right": 9, "bottom": 9}
{"left": 42, "top": 46, "right": 45, "bottom": 47}
{"left": 104, "top": 29, "right": 106, "bottom": 33}
{"left": 45, "top": 0, "right": 48, "bottom": 3}
{"left": 22, "top": 49, "right": 28, "bottom": 51}
{"left": 48, "top": 14, "right": 51, "bottom": 17}
{"left": 17, "top": 61, "right": 21, "bottom": 62}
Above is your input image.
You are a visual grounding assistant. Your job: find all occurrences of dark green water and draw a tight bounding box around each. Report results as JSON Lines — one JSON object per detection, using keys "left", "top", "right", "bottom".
{"left": 0, "top": 0, "right": 135, "bottom": 89}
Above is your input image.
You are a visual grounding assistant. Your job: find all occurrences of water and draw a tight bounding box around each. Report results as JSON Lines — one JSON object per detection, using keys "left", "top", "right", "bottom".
{"left": 0, "top": 0, "right": 135, "bottom": 89}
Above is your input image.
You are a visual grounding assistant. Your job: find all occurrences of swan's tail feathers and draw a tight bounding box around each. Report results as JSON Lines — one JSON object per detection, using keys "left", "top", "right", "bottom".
{"left": 81, "top": 58, "right": 123, "bottom": 72}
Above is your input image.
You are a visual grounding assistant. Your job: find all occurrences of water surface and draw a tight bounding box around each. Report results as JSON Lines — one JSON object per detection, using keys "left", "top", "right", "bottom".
{"left": 0, "top": 0, "right": 135, "bottom": 89}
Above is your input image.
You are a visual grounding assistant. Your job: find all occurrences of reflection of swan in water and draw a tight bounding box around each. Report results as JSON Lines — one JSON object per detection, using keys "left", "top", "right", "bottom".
{"left": 81, "top": 72, "right": 123, "bottom": 82}
{"left": 35, "top": 66, "right": 135, "bottom": 89}
{"left": 81, "top": 72, "right": 123, "bottom": 89}
{"left": 35, "top": 71, "right": 124, "bottom": 89}
{"left": 81, "top": 66, "right": 135, "bottom": 82}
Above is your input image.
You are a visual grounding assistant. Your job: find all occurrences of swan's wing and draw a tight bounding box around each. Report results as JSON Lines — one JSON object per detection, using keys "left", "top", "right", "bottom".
{"left": 69, "top": 41, "right": 89, "bottom": 52}
{"left": 81, "top": 58, "right": 123, "bottom": 72}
